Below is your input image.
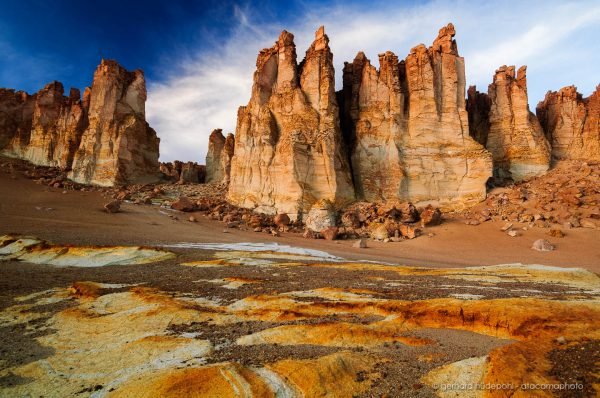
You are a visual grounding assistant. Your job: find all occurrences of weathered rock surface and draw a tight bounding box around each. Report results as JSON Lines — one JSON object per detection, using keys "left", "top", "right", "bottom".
{"left": 485, "top": 66, "right": 550, "bottom": 181}
{"left": 339, "top": 24, "right": 493, "bottom": 209}
{"left": 227, "top": 27, "right": 355, "bottom": 218}
{"left": 68, "top": 60, "right": 160, "bottom": 186}
{"left": 536, "top": 85, "right": 600, "bottom": 161}
{"left": 205, "top": 129, "right": 234, "bottom": 184}
{"left": 22, "top": 83, "right": 87, "bottom": 169}
{"left": 402, "top": 24, "right": 492, "bottom": 209}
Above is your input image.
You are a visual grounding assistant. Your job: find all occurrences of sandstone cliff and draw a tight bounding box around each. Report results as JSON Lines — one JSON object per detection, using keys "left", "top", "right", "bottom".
{"left": 486, "top": 65, "right": 550, "bottom": 181}
{"left": 340, "top": 23, "right": 492, "bottom": 208}
{"left": 68, "top": 60, "right": 160, "bottom": 186}
{"left": 536, "top": 85, "right": 600, "bottom": 161}
{"left": 227, "top": 27, "right": 355, "bottom": 218}
{"left": 25, "top": 83, "right": 87, "bottom": 169}
{"left": 205, "top": 129, "right": 234, "bottom": 184}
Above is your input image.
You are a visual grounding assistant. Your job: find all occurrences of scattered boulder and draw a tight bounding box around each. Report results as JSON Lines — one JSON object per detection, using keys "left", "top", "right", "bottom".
{"left": 274, "top": 213, "right": 291, "bottom": 228}
{"left": 399, "top": 224, "right": 419, "bottom": 239}
{"left": 370, "top": 224, "right": 389, "bottom": 240}
{"left": 103, "top": 200, "right": 121, "bottom": 213}
{"left": 320, "top": 227, "right": 338, "bottom": 241}
{"left": 305, "top": 200, "right": 337, "bottom": 232}
{"left": 532, "top": 239, "right": 555, "bottom": 252}
{"left": 420, "top": 205, "right": 442, "bottom": 227}
{"left": 547, "top": 229, "right": 565, "bottom": 238}
{"left": 171, "top": 196, "right": 196, "bottom": 212}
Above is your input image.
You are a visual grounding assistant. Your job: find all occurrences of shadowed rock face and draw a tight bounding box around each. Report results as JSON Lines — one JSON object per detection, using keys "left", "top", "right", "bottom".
{"left": 466, "top": 85, "right": 491, "bottom": 147}
{"left": 205, "top": 129, "right": 234, "bottom": 184}
{"left": 341, "top": 23, "right": 492, "bottom": 209}
{"left": 68, "top": 60, "right": 160, "bottom": 186}
{"left": 486, "top": 65, "right": 551, "bottom": 181}
{"left": 0, "top": 89, "right": 36, "bottom": 152}
{"left": 227, "top": 27, "right": 355, "bottom": 218}
{"left": 537, "top": 85, "right": 600, "bottom": 161}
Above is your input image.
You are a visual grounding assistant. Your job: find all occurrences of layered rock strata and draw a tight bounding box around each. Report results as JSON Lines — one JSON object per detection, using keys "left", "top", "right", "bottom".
{"left": 227, "top": 27, "right": 355, "bottom": 217}
{"left": 485, "top": 66, "right": 551, "bottom": 181}
{"left": 68, "top": 60, "right": 160, "bottom": 186}
{"left": 339, "top": 23, "right": 492, "bottom": 208}
{"left": 536, "top": 85, "right": 600, "bottom": 161}
{"left": 205, "top": 129, "right": 234, "bottom": 184}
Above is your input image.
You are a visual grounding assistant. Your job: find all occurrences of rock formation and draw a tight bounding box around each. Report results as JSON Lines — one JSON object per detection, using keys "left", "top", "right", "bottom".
{"left": 205, "top": 129, "right": 234, "bottom": 184}
{"left": 340, "top": 23, "right": 492, "bottom": 208}
{"left": 485, "top": 66, "right": 550, "bottom": 181}
{"left": 536, "top": 85, "right": 600, "bottom": 161}
{"left": 227, "top": 27, "right": 355, "bottom": 217}
{"left": 68, "top": 60, "right": 160, "bottom": 186}
{"left": 179, "top": 162, "right": 206, "bottom": 184}
{"left": 24, "top": 83, "right": 87, "bottom": 169}
{"left": 0, "top": 89, "right": 36, "bottom": 153}
{"left": 2, "top": 83, "right": 86, "bottom": 170}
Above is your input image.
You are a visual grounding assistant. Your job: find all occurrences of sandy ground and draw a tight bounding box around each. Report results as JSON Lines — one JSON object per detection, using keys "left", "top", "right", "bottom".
{"left": 1, "top": 170, "right": 600, "bottom": 397}
{"left": 0, "top": 171, "right": 598, "bottom": 271}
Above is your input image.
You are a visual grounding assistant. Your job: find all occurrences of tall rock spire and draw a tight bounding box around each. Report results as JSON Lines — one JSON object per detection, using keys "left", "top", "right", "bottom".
{"left": 227, "top": 26, "right": 355, "bottom": 218}
{"left": 68, "top": 60, "right": 160, "bottom": 186}
{"left": 486, "top": 65, "right": 551, "bottom": 181}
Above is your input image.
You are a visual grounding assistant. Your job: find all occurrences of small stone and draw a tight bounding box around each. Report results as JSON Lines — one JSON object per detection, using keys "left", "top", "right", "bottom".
{"left": 352, "top": 239, "right": 367, "bottom": 248}
{"left": 188, "top": 216, "right": 197, "bottom": 222}
{"left": 253, "top": 227, "right": 262, "bottom": 232}
{"left": 171, "top": 196, "right": 195, "bottom": 212}
{"left": 547, "top": 228, "right": 564, "bottom": 238}
{"left": 383, "top": 238, "right": 390, "bottom": 243}
{"left": 103, "top": 200, "right": 121, "bottom": 213}
{"left": 271, "top": 229, "right": 280, "bottom": 237}
{"left": 556, "top": 336, "right": 567, "bottom": 345}
{"left": 427, "top": 233, "right": 435, "bottom": 238}
{"left": 532, "top": 239, "right": 554, "bottom": 252}
{"left": 501, "top": 223, "right": 513, "bottom": 231}
{"left": 507, "top": 230, "right": 518, "bottom": 237}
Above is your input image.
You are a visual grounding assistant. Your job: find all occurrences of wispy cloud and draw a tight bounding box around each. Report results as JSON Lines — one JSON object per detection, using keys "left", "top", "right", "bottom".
{"left": 146, "top": 0, "right": 600, "bottom": 162}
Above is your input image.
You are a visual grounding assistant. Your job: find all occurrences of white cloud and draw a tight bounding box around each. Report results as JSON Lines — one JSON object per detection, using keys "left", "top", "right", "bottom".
{"left": 147, "top": 0, "right": 600, "bottom": 162}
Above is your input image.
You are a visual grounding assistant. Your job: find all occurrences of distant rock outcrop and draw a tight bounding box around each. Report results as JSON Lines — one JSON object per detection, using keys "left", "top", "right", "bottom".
{"left": 227, "top": 27, "right": 355, "bottom": 218}
{"left": 536, "top": 85, "right": 600, "bottom": 161}
{"left": 205, "top": 129, "right": 234, "bottom": 184}
{"left": 23, "top": 83, "right": 87, "bottom": 169}
{"left": 485, "top": 66, "right": 551, "bottom": 181}
{"left": 0, "top": 89, "right": 36, "bottom": 153}
{"left": 68, "top": 60, "right": 160, "bottom": 186}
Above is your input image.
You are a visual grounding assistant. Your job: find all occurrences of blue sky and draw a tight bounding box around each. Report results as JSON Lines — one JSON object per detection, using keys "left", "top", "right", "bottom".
{"left": 1, "top": 1, "right": 599, "bottom": 162}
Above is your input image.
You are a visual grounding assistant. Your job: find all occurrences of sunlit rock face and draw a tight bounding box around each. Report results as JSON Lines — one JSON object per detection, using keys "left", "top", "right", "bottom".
{"left": 20, "top": 83, "right": 87, "bottom": 170}
{"left": 0, "top": 89, "right": 37, "bottom": 155}
{"left": 485, "top": 65, "right": 551, "bottom": 181}
{"left": 537, "top": 85, "right": 600, "bottom": 161}
{"left": 68, "top": 60, "right": 160, "bottom": 186}
{"left": 340, "top": 23, "right": 492, "bottom": 209}
{"left": 227, "top": 27, "right": 355, "bottom": 218}
{"left": 205, "top": 129, "right": 234, "bottom": 184}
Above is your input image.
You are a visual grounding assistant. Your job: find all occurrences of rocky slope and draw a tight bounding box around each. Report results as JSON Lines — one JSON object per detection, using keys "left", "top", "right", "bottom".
{"left": 0, "top": 60, "right": 160, "bottom": 186}
{"left": 227, "top": 27, "right": 355, "bottom": 218}
{"left": 536, "top": 85, "right": 600, "bottom": 161}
